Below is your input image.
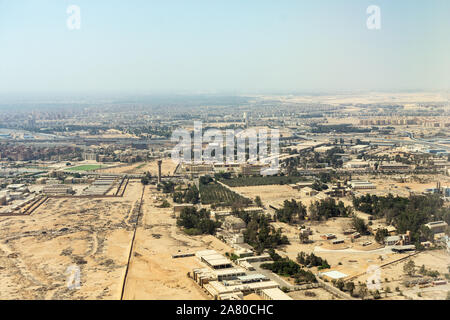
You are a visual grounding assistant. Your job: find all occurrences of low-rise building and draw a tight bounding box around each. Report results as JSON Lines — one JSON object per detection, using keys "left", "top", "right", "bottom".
{"left": 425, "top": 221, "right": 448, "bottom": 234}
{"left": 259, "top": 288, "right": 293, "bottom": 301}
{"left": 349, "top": 180, "right": 376, "bottom": 190}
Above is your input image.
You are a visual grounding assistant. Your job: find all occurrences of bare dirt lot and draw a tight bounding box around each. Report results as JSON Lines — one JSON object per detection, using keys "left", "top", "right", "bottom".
{"left": 288, "top": 288, "right": 340, "bottom": 300}
{"left": 98, "top": 158, "right": 178, "bottom": 176}
{"left": 350, "top": 250, "right": 450, "bottom": 300}
{"left": 121, "top": 187, "right": 232, "bottom": 300}
{"left": 0, "top": 181, "right": 149, "bottom": 299}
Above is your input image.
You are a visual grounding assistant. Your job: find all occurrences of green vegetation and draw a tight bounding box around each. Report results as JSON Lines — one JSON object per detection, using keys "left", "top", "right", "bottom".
{"left": 140, "top": 172, "right": 152, "bottom": 185}
{"left": 157, "top": 199, "right": 171, "bottom": 208}
{"left": 403, "top": 260, "right": 416, "bottom": 276}
{"left": 308, "top": 198, "right": 353, "bottom": 221}
{"left": 311, "top": 181, "right": 329, "bottom": 191}
{"left": 311, "top": 124, "right": 371, "bottom": 134}
{"left": 261, "top": 254, "right": 317, "bottom": 284}
{"left": 351, "top": 215, "right": 369, "bottom": 235}
{"left": 418, "top": 265, "right": 440, "bottom": 278}
{"left": 157, "top": 181, "right": 176, "bottom": 193}
{"left": 276, "top": 199, "right": 307, "bottom": 223}
{"left": 219, "top": 175, "right": 308, "bottom": 187}
{"left": 199, "top": 177, "right": 251, "bottom": 206}
{"left": 236, "top": 211, "right": 289, "bottom": 253}
{"left": 176, "top": 207, "right": 221, "bottom": 235}
{"left": 66, "top": 164, "right": 103, "bottom": 171}
{"left": 173, "top": 184, "right": 200, "bottom": 204}
{"left": 375, "top": 228, "right": 389, "bottom": 244}
{"left": 297, "top": 252, "right": 330, "bottom": 270}
{"left": 353, "top": 193, "right": 450, "bottom": 242}
{"left": 255, "top": 196, "right": 263, "bottom": 208}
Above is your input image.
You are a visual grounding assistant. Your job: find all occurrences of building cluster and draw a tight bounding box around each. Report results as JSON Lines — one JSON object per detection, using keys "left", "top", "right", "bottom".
{"left": 359, "top": 117, "right": 450, "bottom": 128}
{"left": 189, "top": 250, "right": 292, "bottom": 300}
{"left": 177, "top": 162, "right": 270, "bottom": 177}
{"left": 81, "top": 176, "right": 118, "bottom": 196}
{"left": 0, "top": 144, "right": 81, "bottom": 161}
{"left": 0, "top": 184, "right": 39, "bottom": 213}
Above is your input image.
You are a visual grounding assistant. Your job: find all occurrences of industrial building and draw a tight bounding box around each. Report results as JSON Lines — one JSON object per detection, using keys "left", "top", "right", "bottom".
{"left": 43, "top": 184, "right": 74, "bottom": 195}
{"left": 425, "top": 221, "right": 448, "bottom": 235}
{"left": 349, "top": 180, "right": 376, "bottom": 190}
{"left": 195, "top": 250, "right": 233, "bottom": 269}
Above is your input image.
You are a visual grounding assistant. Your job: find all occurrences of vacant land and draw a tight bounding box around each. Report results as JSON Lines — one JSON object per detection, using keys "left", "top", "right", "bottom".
{"left": 121, "top": 187, "right": 232, "bottom": 300}
{"left": 0, "top": 181, "right": 143, "bottom": 299}
{"left": 98, "top": 158, "right": 178, "bottom": 176}
{"left": 288, "top": 288, "right": 341, "bottom": 300}
{"left": 350, "top": 250, "right": 450, "bottom": 300}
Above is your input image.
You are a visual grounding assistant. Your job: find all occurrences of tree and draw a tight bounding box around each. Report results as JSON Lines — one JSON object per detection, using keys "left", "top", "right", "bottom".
{"left": 345, "top": 281, "right": 355, "bottom": 294}
{"left": 403, "top": 260, "right": 416, "bottom": 276}
{"left": 255, "top": 196, "right": 263, "bottom": 208}
{"left": 352, "top": 215, "right": 369, "bottom": 235}
{"left": 375, "top": 228, "right": 389, "bottom": 244}
{"left": 335, "top": 279, "right": 345, "bottom": 291}
{"left": 357, "top": 285, "right": 368, "bottom": 299}
{"left": 299, "top": 232, "right": 309, "bottom": 244}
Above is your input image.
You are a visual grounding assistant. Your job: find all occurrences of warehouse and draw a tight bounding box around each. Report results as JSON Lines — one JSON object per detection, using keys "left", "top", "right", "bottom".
{"left": 214, "top": 268, "right": 246, "bottom": 281}
{"left": 349, "top": 180, "right": 376, "bottom": 190}
{"left": 204, "top": 280, "right": 279, "bottom": 297}
{"left": 259, "top": 288, "right": 293, "bottom": 301}
{"left": 195, "top": 250, "right": 233, "bottom": 269}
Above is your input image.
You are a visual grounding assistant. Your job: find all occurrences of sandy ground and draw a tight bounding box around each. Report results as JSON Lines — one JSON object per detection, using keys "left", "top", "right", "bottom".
{"left": 121, "top": 187, "right": 232, "bottom": 300}
{"left": 349, "top": 250, "right": 450, "bottom": 300}
{"left": 231, "top": 185, "right": 317, "bottom": 209}
{"left": 0, "top": 181, "right": 145, "bottom": 299}
{"left": 132, "top": 159, "right": 179, "bottom": 176}
{"left": 98, "top": 158, "right": 178, "bottom": 176}
{"left": 287, "top": 288, "right": 341, "bottom": 300}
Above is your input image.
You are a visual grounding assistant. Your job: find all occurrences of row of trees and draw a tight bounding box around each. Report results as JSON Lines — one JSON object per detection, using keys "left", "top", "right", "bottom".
{"left": 261, "top": 251, "right": 317, "bottom": 284}
{"left": 173, "top": 185, "right": 200, "bottom": 204}
{"left": 219, "top": 175, "right": 308, "bottom": 187}
{"left": 276, "top": 200, "right": 307, "bottom": 223}
{"left": 309, "top": 198, "right": 353, "bottom": 221}
{"left": 297, "top": 252, "right": 330, "bottom": 270}
{"left": 353, "top": 193, "right": 450, "bottom": 243}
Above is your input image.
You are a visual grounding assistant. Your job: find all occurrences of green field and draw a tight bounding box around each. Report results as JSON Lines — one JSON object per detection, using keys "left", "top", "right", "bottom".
{"left": 66, "top": 164, "right": 104, "bottom": 171}
{"left": 220, "top": 176, "right": 308, "bottom": 187}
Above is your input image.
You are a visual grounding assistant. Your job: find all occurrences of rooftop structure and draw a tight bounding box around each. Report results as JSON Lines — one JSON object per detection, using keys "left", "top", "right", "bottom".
{"left": 260, "top": 288, "right": 293, "bottom": 301}
{"left": 349, "top": 180, "right": 376, "bottom": 190}
{"left": 319, "top": 270, "right": 348, "bottom": 281}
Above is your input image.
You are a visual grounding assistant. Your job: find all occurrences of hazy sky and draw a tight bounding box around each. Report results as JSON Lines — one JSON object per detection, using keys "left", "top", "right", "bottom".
{"left": 0, "top": 0, "right": 449, "bottom": 95}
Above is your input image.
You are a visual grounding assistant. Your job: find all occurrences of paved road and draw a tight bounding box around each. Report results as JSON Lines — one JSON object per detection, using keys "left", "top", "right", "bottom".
{"left": 249, "top": 261, "right": 296, "bottom": 289}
